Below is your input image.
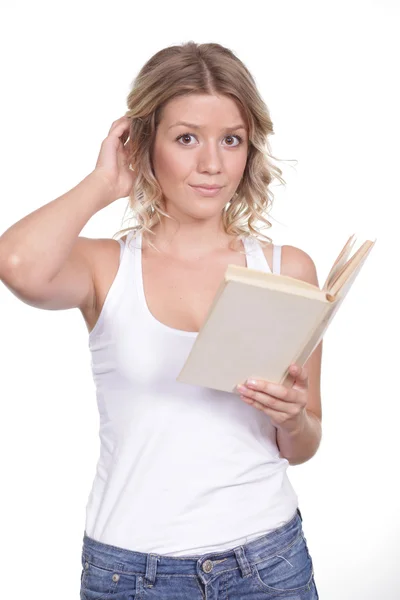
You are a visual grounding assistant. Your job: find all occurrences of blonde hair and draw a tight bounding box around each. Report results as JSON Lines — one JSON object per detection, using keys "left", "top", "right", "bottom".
{"left": 113, "top": 41, "right": 294, "bottom": 253}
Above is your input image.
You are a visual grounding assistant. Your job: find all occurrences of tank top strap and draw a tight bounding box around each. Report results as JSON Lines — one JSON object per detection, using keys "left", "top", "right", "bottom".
{"left": 112, "top": 229, "right": 141, "bottom": 281}
{"left": 272, "top": 244, "right": 282, "bottom": 275}
{"left": 242, "top": 236, "right": 281, "bottom": 275}
{"left": 125, "top": 228, "right": 142, "bottom": 252}
{"left": 117, "top": 237, "right": 125, "bottom": 262}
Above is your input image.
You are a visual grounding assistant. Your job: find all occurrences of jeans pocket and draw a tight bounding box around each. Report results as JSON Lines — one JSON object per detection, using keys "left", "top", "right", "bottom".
{"left": 252, "top": 531, "right": 314, "bottom": 595}
{"left": 80, "top": 559, "right": 121, "bottom": 599}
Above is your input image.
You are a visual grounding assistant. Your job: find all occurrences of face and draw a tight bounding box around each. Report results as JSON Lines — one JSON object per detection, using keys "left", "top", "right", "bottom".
{"left": 151, "top": 93, "right": 249, "bottom": 222}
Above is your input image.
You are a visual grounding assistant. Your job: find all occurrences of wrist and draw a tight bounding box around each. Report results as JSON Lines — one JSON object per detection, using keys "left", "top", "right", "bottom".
{"left": 85, "top": 170, "right": 118, "bottom": 207}
{"left": 277, "top": 409, "right": 308, "bottom": 437}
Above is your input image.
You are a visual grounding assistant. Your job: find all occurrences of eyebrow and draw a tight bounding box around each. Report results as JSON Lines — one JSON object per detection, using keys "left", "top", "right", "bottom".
{"left": 168, "top": 121, "right": 247, "bottom": 131}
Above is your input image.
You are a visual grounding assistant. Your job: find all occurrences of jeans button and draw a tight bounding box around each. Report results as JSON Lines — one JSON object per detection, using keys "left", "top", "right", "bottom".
{"left": 84, "top": 562, "right": 89, "bottom": 570}
{"left": 112, "top": 574, "right": 120, "bottom": 582}
{"left": 202, "top": 560, "right": 213, "bottom": 573}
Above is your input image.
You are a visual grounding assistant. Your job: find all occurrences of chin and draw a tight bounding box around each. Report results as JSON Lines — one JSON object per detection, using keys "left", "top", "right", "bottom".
{"left": 165, "top": 197, "right": 227, "bottom": 217}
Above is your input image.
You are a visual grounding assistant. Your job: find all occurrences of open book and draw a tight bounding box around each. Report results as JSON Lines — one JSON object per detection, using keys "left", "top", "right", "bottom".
{"left": 176, "top": 234, "right": 376, "bottom": 393}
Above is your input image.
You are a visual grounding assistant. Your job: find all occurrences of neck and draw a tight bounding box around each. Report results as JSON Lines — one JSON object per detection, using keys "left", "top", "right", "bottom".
{"left": 143, "top": 220, "right": 241, "bottom": 260}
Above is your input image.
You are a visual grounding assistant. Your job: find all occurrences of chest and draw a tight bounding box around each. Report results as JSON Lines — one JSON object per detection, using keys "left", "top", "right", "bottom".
{"left": 141, "top": 250, "right": 250, "bottom": 332}
{"left": 84, "top": 237, "right": 273, "bottom": 335}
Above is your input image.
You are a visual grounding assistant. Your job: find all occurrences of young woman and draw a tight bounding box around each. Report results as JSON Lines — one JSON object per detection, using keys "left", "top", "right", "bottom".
{"left": 0, "top": 41, "right": 321, "bottom": 599}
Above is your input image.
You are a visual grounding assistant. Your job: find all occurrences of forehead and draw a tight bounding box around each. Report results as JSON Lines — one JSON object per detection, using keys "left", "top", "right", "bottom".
{"left": 160, "top": 94, "right": 246, "bottom": 128}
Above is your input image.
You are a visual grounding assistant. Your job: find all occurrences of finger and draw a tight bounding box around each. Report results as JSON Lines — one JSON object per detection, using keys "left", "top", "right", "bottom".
{"left": 290, "top": 364, "right": 308, "bottom": 387}
{"left": 240, "top": 394, "right": 292, "bottom": 420}
{"left": 120, "top": 128, "right": 130, "bottom": 145}
{"left": 243, "top": 380, "right": 296, "bottom": 403}
{"left": 107, "top": 116, "right": 131, "bottom": 137}
{"left": 240, "top": 390, "right": 296, "bottom": 413}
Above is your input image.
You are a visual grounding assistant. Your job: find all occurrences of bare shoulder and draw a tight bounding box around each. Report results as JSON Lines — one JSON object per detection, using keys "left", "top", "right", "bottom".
{"left": 262, "top": 244, "right": 319, "bottom": 287}
{"left": 86, "top": 235, "right": 127, "bottom": 305}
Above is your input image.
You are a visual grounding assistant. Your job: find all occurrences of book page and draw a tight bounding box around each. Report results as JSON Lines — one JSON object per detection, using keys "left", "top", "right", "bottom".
{"left": 322, "top": 234, "right": 357, "bottom": 291}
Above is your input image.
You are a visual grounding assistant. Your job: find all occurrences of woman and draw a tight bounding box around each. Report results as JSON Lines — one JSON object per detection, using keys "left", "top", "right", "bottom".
{"left": 0, "top": 41, "right": 321, "bottom": 599}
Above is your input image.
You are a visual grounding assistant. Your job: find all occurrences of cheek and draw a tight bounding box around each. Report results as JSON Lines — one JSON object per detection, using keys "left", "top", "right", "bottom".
{"left": 169, "top": 153, "right": 191, "bottom": 180}
{"left": 224, "top": 149, "right": 247, "bottom": 184}
{"left": 153, "top": 147, "right": 190, "bottom": 186}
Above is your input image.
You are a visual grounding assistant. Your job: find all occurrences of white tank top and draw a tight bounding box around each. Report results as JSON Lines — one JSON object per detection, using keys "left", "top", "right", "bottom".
{"left": 84, "top": 229, "right": 298, "bottom": 556}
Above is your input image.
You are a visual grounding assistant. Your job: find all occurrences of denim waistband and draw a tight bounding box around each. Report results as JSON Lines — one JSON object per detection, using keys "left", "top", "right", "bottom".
{"left": 82, "top": 508, "right": 303, "bottom": 586}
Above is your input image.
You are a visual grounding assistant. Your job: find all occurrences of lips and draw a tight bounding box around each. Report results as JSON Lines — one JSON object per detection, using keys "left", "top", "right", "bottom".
{"left": 191, "top": 185, "right": 222, "bottom": 190}
{"left": 190, "top": 185, "right": 223, "bottom": 197}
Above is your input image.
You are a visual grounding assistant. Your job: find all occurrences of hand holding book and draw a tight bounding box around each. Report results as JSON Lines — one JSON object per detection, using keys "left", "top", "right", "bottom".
{"left": 235, "top": 363, "right": 309, "bottom": 434}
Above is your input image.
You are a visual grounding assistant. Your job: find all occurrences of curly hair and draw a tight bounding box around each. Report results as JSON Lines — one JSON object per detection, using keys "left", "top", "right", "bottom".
{"left": 113, "top": 41, "right": 295, "bottom": 253}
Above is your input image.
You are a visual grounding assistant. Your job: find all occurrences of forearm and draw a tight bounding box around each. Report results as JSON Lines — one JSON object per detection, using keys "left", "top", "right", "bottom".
{"left": 276, "top": 410, "right": 322, "bottom": 466}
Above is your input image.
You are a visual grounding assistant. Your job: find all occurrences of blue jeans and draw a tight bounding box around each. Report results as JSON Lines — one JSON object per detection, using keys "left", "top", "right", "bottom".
{"left": 80, "top": 508, "right": 319, "bottom": 599}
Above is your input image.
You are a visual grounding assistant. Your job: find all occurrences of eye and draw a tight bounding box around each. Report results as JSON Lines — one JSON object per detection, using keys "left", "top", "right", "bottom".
{"left": 224, "top": 134, "right": 243, "bottom": 146}
{"left": 176, "top": 133, "right": 243, "bottom": 147}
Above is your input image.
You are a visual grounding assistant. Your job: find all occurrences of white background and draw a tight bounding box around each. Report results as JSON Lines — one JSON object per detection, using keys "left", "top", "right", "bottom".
{"left": 0, "top": 1, "right": 398, "bottom": 598}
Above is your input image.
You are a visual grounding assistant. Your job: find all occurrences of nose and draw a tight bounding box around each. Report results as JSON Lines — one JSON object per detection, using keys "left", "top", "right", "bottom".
{"left": 198, "top": 141, "right": 223, "bottom": 174}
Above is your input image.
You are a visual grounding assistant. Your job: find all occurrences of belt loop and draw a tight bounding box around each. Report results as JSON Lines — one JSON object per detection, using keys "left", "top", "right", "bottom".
{"left": 144, "top": 553, "right": 159, "bottom": 587}
{"left": 234, "top": 546, "right": 252, "bottom": 578}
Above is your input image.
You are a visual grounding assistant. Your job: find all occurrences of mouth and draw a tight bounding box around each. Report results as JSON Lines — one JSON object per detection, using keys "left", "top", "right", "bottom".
{"left": 190, "top": 185, "right": 223, "bottom": 190}
{"left": 189, "top": 185, "right": 223, "bottom": 196}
